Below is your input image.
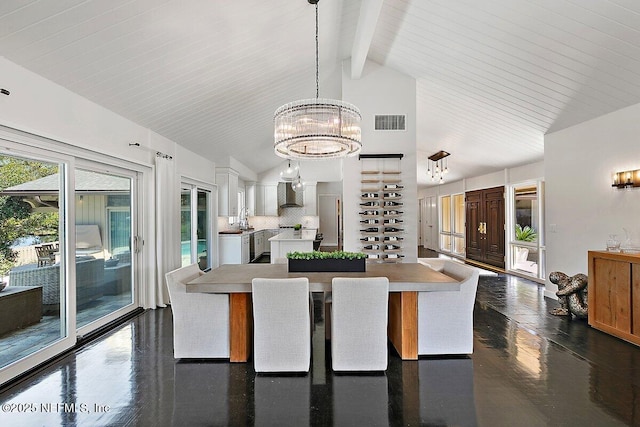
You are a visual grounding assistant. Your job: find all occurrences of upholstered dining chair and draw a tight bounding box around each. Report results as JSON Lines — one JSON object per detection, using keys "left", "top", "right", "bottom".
{"left": 165, "top": 264, "right": 230, "bottom": 359}
{"left": 251, "top": 277, "right": 311, "bottom": 373}
{"left": 417, "top": 260, "right": 479, "bottom": 356}
{"left": 330, "top": 277, "right": 389, "bottom": 371}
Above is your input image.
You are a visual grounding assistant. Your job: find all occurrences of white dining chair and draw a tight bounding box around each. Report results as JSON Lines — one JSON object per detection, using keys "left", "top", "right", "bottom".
{"left": 330, "top": 277, "right": 389, "bottom": 371}
{"left": 165, "top": 264, "right": 230, "bottom": 359}
{"left": 417, "top": 260, "right": 479, "bottom": 356}
{"left": 251, "top": 277, "right": 311, "bottom": 373}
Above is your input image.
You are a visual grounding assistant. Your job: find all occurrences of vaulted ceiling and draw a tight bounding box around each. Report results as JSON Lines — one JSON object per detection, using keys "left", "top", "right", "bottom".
{"left": 3, "top": 0, "right": 640, "bottom": 187}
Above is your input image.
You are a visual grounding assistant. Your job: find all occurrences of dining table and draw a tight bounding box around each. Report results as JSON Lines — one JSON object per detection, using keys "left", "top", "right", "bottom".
{"left": 187, "top": 262, "right": 459, "bottom": 362}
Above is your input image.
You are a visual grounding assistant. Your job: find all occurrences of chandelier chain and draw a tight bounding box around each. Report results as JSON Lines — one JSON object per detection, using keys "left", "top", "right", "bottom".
{"left": 315, "top": 2, "right": 319, "bottom": 99}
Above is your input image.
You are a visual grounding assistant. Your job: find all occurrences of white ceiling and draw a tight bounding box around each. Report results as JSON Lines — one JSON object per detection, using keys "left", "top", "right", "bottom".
{"left": 2, "top": 0, "right": 640, "bottom": 187}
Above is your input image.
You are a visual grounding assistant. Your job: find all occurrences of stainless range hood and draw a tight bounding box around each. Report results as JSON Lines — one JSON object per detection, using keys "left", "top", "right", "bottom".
{"left": 278, "top": 182, "right": 303, "bottom": 208}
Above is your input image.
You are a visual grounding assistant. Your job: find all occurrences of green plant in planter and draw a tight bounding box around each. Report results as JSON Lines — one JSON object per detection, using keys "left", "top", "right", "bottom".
{"left": 287, "top": 250, "right": 367, "bottom": 260}
{"left": 515, "top": 224, "right": 537, "bottom": 242}
{"left": 293, "top": 224, "right": 302, "bottom": 231}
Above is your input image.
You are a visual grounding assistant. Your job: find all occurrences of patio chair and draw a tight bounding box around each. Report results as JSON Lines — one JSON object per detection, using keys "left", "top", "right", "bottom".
{"left": 35, "top": 244, "right": 55, "bottom": 267}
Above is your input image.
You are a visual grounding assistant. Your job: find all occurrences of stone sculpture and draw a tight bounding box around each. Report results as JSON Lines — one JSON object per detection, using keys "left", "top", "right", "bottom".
{"left": 549, "top": 271, "right": 588, "bottom": 318}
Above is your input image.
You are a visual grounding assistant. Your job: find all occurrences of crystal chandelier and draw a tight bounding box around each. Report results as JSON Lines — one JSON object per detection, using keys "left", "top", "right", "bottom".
{"left": 427, "top": 150, "right": 450, "bottom": 184}
{"left": 274, "top": 0, "right": 362, "bottom": 160}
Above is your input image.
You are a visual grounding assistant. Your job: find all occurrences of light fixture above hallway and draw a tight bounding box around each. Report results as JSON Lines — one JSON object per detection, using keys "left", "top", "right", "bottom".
{"left": 273, "top": 0, "right": 362, "bottom": 160}
{"left": 427, "top": 150, "right": 450, "bottom": 184}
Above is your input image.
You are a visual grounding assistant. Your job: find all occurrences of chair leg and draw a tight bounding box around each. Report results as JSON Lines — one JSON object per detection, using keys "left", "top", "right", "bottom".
{"left": 325, "top": 301, "right": 331, "bottom": 340}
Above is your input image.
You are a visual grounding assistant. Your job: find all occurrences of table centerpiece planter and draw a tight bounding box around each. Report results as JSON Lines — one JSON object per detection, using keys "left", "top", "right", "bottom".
{"left": 287, "top": 251, "right": 367, "bottom": 273}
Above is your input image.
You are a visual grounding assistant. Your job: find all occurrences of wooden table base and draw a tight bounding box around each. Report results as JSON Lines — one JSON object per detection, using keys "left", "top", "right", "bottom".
{"left": 229, "top": 293, "right": 252, "bottom": 362}
{"left": 388, "top": 291, "right": 418, "bottom": 360}
{"left": 228, "top": 291, "right": 419, "bottom": 362}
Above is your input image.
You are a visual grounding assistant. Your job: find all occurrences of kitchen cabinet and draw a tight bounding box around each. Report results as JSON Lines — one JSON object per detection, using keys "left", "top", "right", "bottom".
{"left": 242, "top": 234, "right": 249, "bottom": 264}
{"left": 245, "top": 182, "right": 256, "bottom": 216}
{"left": 219, "top": 234, "right": 250, "bottom": 264}
{"left": 255, "top": 184, "right": 278, "bottom": 216}
{"left": 216, "top": 168, "right": 239, "bottom": 217}
{"left": 303, "top": 183, "right": 317, "bottom": 215}
{"left": 251, "top": 230, "right": 266, "bottom": 261}
{"left": 465, "top": 186, "right": 505, "bottom": 268}
{"left": 588, "top": 250, "right": 640, "bottom": 346}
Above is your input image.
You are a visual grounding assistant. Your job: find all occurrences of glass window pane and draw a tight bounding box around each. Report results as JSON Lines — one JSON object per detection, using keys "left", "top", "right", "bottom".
{"left": 181, "top": 189, "right": 192, "bottom": 267}
{"left": 440, "top": 234, "right": 451, "bottom": 252}
{"left": 441, "top": 196, "right": 451, "bottom": 233}
{"left": 453, "top": 236, "right": 465, "bottom": 256}
{"left": 514, "top": 186, "right": 538, "bottom": 243}
{"left": 197, "top": 190, "right": 210, "bottom": 270}
{"left": 76, "top": 169, "right": 133, "bottom": 328}
{"left": 453, "top": 194, "right": 465, "bottom": 234}
{"left": 0, "top": 155, "right": 64, "bottom": 368}
{"left": 512, "top": 244, "right": 538, "bottom": 276}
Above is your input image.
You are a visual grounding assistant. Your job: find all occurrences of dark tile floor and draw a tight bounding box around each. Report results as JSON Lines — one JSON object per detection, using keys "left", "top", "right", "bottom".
{"left": 0, "top": 270, "right": 638, "bottom": 426}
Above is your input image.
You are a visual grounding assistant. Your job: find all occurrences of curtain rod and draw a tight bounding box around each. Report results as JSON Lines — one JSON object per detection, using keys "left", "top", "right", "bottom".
{"left": 128, "top": 142, "right": 173, "bottom": 160}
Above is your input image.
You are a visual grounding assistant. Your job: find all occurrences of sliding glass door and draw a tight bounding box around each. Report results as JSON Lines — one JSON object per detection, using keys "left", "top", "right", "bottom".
{"left": 0, "top": 146, "right": 72, "bottom": 382}
{"left": 75, "top": 166, "right": 138, "bottom": 329}
{"left": 181, "top": 181, "right": 216, "bottom": 270}
{"left": 0, "top": 131, "right": 146, "bottom": 386}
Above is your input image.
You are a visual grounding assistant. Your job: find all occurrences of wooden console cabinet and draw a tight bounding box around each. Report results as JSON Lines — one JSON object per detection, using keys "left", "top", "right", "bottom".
{"left": 588, "top": 250, "right": 640, "bottom": 346}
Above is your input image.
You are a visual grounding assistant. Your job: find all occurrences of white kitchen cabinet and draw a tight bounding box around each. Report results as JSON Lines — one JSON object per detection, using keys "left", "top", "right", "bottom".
{"left": 219, "top": 234, "right": 250, "bottom": 264}
{"left": 251, "top": 230, "right": 264, "bottom": 261}
{"left": 254, "top": 230, "right": 265, "bottom": 256}
{"left": 255, "top": 184, "right": 278, "bottom": 216}
{"left": 216, "top": 168, "right": 239, "bottom": 217}
{"left": 241, "top": 234, "right": 250, "bottom": 264}
{"left": 245, "top": 182, "right": 256, "bottom": 216}
{"left": 303, "top": 183, "right": 317, "bottom": 215}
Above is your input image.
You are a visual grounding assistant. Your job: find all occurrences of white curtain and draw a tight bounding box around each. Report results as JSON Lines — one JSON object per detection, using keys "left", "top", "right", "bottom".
{"left": 148, "top": 153, "right": 179, "bottom": 308}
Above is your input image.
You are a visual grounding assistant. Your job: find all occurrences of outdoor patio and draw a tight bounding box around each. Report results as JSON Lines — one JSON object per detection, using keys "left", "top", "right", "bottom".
{"left": 0, "top": 293, "right": 132, "bottom": 368}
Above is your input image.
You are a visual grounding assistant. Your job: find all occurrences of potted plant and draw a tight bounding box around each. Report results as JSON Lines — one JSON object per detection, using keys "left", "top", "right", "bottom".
{"left": 293, "top": 223, "right": 302, "bottom": 235}
{"left": 287, "top": 250, "right": 367, "bottom": 272}
{"left": 515, "top": 224, "right": 537, "bottom": 242}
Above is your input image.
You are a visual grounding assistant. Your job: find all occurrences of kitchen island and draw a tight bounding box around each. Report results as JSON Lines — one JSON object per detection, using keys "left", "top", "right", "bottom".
{"left": 268, "top": 229, "right": 317, "bottom": 264}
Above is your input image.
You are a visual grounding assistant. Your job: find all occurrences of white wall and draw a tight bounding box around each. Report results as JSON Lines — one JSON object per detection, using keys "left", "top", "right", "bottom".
{"left": 317, "top": 181, "right": 343, "bottom": 195}
{"left": 342, "top": 59, "right": 418, "bottom": 261}
{"left": 1, "top": 57, "right": 152, "bottom": 164}
{"left": 176, "top": 144, "right": 216, "bottom": 184}
{"left": 545, "top": 103, "right": 640, "bottom": 297}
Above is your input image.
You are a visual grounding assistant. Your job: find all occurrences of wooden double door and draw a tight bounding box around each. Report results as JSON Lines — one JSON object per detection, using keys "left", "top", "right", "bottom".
{"left": 465, "top": 186, "right": 505, "bottom": 269}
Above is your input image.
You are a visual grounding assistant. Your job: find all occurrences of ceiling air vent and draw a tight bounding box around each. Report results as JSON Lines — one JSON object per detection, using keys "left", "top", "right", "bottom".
{"left": 374, "top": 115, "right": 406, "bottom": 131}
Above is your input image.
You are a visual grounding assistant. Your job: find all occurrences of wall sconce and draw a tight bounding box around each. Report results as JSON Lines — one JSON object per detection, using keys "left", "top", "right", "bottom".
{"left": 612, "top": 169, "right": 640, "bottom": 189}
{"left": 427, "top": 150, "right": 450, "bottom": 184}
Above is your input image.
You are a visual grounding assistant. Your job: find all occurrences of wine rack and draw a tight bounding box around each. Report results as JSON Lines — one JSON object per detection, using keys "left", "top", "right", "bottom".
{"left": 358, "top": 154, "right": 405, "bottom": 263}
